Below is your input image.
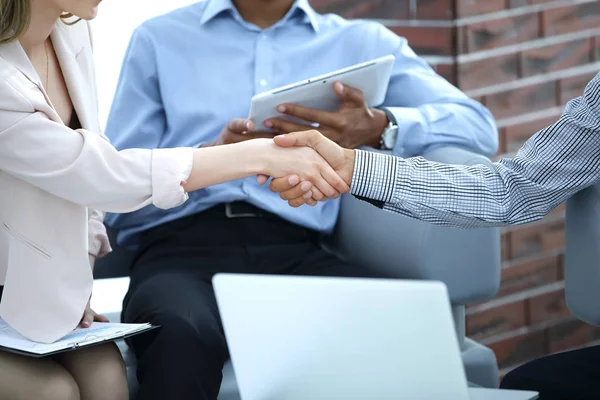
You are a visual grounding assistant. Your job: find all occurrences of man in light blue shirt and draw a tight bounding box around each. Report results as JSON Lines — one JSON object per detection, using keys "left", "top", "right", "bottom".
{"left": 104, "top": 0, "right": 498, "bottom": 399}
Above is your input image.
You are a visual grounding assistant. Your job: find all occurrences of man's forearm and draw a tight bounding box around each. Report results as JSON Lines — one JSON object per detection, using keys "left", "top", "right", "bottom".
{"left": 350, "top": 81, "right": 600, "bottom": 229}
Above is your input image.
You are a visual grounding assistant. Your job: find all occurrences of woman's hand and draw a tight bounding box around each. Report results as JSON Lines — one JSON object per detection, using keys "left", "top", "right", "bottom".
{"left": 80, "top": 300, "right": 109, "bottom": 328}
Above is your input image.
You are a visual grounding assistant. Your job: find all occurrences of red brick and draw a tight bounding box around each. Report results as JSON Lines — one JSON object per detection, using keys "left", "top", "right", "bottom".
{"left": 528, "top": 288, "right": 570, "bottom": 325}
{"left": 593, "top": 36, "right": 600, "bottom": 61}
{"left": 456, "top": 0, "right": 506, "bottom": 18}
{"left": 467, "top": 301, "right": 527, "bottom": 340}
{"left": 520, "top": 39, "right": 592, "bottom": 77}
{"left": 459, "top": 13, "right": 540, "bottom": 54}
{"left": 388, "top": 26, "right": 455, "bottom": 56}
{"left": 433, "top": 63, "right": 456, "bottom": 85}
{"left": 507, "top": 0, "right": 529, "bottom": 8}
{"left": 541, "top": 3, "right": 600, "bottom": 37}
{"left": 547, "top": 319, "right": 593, "bottom": 353}
{"left": 501, "top": 232, "right": 511, "bottom": 261}
{"left": 457, "top": 54, "right": 520, "bottom": 91}
{"left": 499, "top": 254, "right": 561, "bottom": 297}
{"left": 416, "top": 0, "right": 454, "bottom": 20}
{"left": 559, "top": 72, "right": 599, "bottom": 105}
{"left": 502, "top": 113, "right": 561, "bottom": 153}
{"left": 311, "top": 0, "right": 410, "bottom": 19}
{"left": 484, "top": 81, "right": 558, "bottom": 119}
{"left": 488, "top": 329, "right": 547, "bottom": 369}
{"left": 509, "top": 218, "right": 565, "bottom": 259}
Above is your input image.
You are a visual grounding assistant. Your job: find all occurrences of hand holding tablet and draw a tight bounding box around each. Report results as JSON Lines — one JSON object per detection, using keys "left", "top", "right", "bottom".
{"left": 248, "top": 55, "right": 395, "bottom": 132}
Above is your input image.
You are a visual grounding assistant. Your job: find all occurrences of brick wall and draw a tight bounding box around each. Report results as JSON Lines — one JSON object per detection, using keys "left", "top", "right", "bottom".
{"left": 310, "top": 0, "right": 600, "bottom": 376}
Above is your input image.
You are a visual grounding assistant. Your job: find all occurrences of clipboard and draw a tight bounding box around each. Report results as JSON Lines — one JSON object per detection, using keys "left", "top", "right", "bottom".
{"left": 0, "top": 319, "right": 159, "bottom": 358}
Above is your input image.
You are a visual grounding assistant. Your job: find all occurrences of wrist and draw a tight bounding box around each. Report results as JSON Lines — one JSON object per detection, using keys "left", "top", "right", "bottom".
{"left": 243, "top": 138, "right": 274, "bottom": 175}
{"left": 368, "top": 109, "right": 389, "bottom": 148}
{"left": 343, "top": 148, "right": 356, "bottom": 187}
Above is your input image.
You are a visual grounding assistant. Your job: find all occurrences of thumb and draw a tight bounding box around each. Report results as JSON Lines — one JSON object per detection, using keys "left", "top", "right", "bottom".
{"left": 228, "top": 118, "right": 254, "bottom": 133}
{"left": 81, "top": 310, "right": 94, "bottom": 328}
{"left": 274, "top": 130, "right": 344, "bottom": 169}
{"left": 273, "top": 129, "right": 322, "bottom": 148}
{"left": 333, "top": 82, "right": 363, "bottom": 105}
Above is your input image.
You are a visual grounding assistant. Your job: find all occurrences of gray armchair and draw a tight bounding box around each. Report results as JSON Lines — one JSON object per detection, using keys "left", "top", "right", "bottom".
{"left": 324, "top": 146, "right": 501, "bottom": 389}
{"left": 565, "top": 182, "right": 600, "bottom": 326}
{"left": 94, "top": 146, "right": 501, "bottom": 399}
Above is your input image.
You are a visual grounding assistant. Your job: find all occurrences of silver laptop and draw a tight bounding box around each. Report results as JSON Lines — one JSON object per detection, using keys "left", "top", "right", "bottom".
{"left": 213, "top": 274, "right": 538, "bottom": 400}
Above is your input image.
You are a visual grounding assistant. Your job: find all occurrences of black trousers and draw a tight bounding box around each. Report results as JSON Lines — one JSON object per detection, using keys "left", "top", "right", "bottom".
{"left": 122, "top": 203, "right": 382, "bottom": 400}
{"left": 500, "top": 345, "right": 600, "bottom": 399}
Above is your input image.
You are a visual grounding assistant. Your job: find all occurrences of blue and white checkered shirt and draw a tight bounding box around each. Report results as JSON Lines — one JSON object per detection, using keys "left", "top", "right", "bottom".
{"left": 351, "top": 73, "right": 600, "bottom": 228}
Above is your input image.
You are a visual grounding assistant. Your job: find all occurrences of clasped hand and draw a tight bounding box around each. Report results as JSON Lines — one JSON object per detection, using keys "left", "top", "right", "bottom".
{"left": 258, "top": 130, "right": 355, "bottom": 207}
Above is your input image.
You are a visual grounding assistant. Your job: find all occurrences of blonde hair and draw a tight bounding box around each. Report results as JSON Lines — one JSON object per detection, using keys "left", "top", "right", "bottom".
{"left": 0, "top": 0, "right": 81, "bottom": 45}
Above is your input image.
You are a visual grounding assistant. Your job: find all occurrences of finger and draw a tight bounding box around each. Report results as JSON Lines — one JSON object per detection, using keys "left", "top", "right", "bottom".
{"left": 274, "top": 129, "right": 323, "bottom": 148}
{"left": 320, "top": 164, "right": 349, "bottom": 195}
{"left": 81, "top": 310, "right": 94, "bottom": 328}
{"left": 276, "top": 104, "right": 342, "bottom": 129}
{"left": 334, "top": 81, "right": 365, "bottom": 105}
{"left": 270, "top": 175, "right": 303, "bottom": 193}
{"left": 310, "top": 186, "right": 327, "bottom": 201}
{"left": 94, "top": 313, "right": 110, "bottom": 323}
{"left": 310, "top": 174, "right": 341, "bottom": 199}
{"left": 288, "top": 196, "right": 309, "bottom": 208}
{"left": 228, "top": 118, "right": 254, "bottom": 133}
{"left": 264, "top": 118, "right": 314, "bottom": 134}
{"left": 257, "top": 174, "right": 270, "bottom": 185}
{"left": 278, "top": 181, "right": 312, "bottom": 201}
{"left": 306, "top": 198, "right": 318, "bottom": 206}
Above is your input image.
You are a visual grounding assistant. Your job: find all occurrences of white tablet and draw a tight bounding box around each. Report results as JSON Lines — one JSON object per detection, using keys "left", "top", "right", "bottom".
{"left": 249, "top": 54, "right": 395, "bottom": 130}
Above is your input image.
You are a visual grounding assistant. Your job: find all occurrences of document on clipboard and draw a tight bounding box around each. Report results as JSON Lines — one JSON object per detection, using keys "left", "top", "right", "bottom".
{"left": 0, "top": 317, "right": 157, "bottom": 357}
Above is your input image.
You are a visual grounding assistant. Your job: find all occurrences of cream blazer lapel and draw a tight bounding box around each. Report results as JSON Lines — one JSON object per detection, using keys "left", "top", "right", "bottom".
{"left": 51, "top": 22, "right": 100, "bottom": 132}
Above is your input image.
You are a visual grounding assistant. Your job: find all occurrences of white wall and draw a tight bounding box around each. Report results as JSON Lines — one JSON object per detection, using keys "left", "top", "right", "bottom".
{"left": 90, "top": 0, "right": 198, "bottom": 130}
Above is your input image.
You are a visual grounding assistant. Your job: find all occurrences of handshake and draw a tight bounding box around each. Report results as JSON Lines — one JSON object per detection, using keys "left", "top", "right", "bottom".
{"left": 255, "top": 130, "right": 356, "bottom": 207}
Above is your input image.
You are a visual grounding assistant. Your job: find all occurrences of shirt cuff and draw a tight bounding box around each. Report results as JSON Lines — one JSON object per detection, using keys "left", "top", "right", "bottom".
{"left": 385, "top": 107, "right": 428, "bottom": 156}
{"left": 88, "top": 218, "right": 112, "bottom": 257}
{"left": 151, "top": 147, "right": 194, "bottom": 210}
{"left": 350, "top": 149, "right": 398, "bottom": 203}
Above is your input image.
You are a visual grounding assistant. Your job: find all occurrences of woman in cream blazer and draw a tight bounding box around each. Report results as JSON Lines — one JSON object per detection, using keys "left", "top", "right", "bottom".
{"left": 0, "top": 0, "right": 347, "bottom": 398}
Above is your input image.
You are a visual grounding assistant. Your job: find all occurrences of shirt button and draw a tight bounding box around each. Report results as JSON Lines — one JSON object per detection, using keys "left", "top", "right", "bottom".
{"left": 261, "top": 34, "right": 268, "bottom": 40}
{"left": 259, "top": 79, "right": 268, "bottom": 87}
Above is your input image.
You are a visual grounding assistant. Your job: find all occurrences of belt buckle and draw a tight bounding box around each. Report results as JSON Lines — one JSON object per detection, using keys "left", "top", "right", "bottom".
{"left": 225, "top": 203, "right": 260, "bottom": 218}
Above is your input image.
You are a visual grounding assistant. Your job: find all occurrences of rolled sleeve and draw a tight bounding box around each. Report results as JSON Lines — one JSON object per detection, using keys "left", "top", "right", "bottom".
{"left": 350, "top": 150, "right": 399, "bottom": 203}
{"left": 151, "top": 147, "right": 193, "bottom": 209}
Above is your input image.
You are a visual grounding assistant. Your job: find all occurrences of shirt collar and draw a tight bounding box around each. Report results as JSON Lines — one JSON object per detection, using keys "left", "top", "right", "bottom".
{"left": 200, "top": 0, "right": 320, "bottom": 32}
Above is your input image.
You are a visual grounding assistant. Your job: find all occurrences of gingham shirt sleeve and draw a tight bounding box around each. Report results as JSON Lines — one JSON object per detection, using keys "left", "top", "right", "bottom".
{"left": 350, "top": 73, "right": 600, "bottom": 229}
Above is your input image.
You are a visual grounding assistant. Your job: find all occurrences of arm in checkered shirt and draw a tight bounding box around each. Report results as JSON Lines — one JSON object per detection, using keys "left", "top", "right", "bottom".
{"left": 350, "top": 72, "right": 600, "bottom": 228}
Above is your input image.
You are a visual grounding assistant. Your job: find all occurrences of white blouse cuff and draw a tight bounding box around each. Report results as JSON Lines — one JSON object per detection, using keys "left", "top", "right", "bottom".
{"left": 88, "top": 218, "right": 112, "bottom": 257}
{"left": 151, "top": 148, "right": 194, "bottom": 210}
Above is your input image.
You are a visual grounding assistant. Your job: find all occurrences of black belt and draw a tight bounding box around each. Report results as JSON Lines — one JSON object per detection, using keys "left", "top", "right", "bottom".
{"left": 202, "top": 201, "right": 281, "bottom": 220}
{"left": 145, "top": 202, "right": 286, "bottom": 238}
{"left": 142, "top": 201, "right": 320, "bottom": 245}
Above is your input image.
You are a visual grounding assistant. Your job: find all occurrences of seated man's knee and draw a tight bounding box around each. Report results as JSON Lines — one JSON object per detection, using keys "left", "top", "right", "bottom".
{"left": 135, "top": 312, "right": 227, "bottom": 361}
{"left": 500, "top": 360, "right": 544, "bottom": 391}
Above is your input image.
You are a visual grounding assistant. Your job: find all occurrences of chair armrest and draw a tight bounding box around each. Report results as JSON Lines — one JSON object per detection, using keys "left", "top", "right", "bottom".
{"left": 325, "top": 146, "right": 501, "bottom": 305}
{"left": 565, "top": 183, "right": 600, "bottom": 326}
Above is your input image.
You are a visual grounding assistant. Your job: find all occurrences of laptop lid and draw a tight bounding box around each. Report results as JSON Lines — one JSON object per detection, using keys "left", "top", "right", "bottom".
{"left": 213, "top": 274, "right": 470, "bottom": 400}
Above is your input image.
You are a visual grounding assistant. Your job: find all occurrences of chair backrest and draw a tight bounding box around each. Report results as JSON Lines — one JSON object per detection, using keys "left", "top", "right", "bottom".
{"left": 326, "top": 147, "right": 501, "bottom": 306}
{"left": 565, "top": 182, "right": 600, "bottom": 326}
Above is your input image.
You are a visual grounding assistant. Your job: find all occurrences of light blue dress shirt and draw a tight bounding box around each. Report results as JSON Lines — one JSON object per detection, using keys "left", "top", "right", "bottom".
{"left": 104, "top": 0, "right": 498, "bottom": 248}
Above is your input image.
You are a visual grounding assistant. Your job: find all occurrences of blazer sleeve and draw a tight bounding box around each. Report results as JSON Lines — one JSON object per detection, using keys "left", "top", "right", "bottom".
{"left": 0, "top": 79, "right": 193, "bottom": 213}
